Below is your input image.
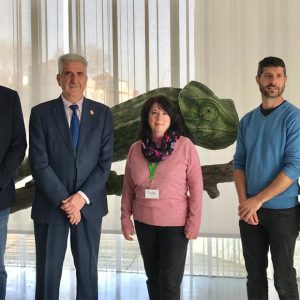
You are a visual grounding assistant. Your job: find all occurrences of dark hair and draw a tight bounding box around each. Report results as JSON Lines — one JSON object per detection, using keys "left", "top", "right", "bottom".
{"left": 138, "top": 95, "right": 183, "bottom": 140}
{"left": 257, "top": 56, "right": 286, "bottom": 77}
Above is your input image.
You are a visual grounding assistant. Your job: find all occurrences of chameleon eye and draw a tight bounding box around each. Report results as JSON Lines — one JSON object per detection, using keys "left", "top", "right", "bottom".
{"left": 200, "top": 105, "right": 218, "bottom": 121}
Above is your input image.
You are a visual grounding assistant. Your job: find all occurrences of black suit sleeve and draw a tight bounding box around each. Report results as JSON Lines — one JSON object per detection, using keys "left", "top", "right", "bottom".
{"left": 0, "top": 90, "right": 27, "bottom": 191}
{"left": 80, "top": 106, "right": 114, "bottom": 203}
{"left": 29, "top": 107, "right": 70, "bottom": 207}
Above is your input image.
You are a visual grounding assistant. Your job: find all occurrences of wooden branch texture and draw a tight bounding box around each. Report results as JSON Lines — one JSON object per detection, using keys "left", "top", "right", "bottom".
{"left": 11, "top": 161, "right": 234, "bottom": 214}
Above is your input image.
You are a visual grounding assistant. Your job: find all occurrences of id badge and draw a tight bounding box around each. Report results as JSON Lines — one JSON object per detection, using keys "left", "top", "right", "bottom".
{"left": 145, "top": 189, "right": 160, "bottom": 199}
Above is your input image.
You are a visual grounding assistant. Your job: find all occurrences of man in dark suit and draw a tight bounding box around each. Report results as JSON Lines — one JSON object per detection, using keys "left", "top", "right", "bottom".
{"left": 0, "top": 86, "right": 26, "bottom": 300}
{"left": 29, "top": 53, "right": 114, "bottom": 300}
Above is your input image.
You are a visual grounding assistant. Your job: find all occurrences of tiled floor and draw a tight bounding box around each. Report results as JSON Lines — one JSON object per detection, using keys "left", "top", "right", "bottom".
{"left": 4, "top": 213, "right": 284, "bottom": 300}
{"left": 5, "top": 266, "right": 282, "bottom": 300}
{"left": 4, "top": 232, "right": 286, "bottom": 300}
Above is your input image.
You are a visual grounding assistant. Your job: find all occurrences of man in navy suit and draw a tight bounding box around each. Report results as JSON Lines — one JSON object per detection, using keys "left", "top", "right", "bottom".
{"left": 29, "top": 53, "right": 114, "bottom": 300}
{"left": 0, "top": 86, "right": 26, "bottom": 300}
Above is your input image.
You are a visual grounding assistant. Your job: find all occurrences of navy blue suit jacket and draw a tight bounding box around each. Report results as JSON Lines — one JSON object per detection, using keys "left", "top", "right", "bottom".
{"left": 29, "top": 97, "right": 114, "bottom": 224}
{"left": 0, "top": 86, "right": 27, "bottom": 211}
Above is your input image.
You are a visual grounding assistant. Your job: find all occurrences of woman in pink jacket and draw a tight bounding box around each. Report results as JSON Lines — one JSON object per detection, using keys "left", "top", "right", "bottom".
{"left": 121, "top": 95, "right": 203, "bottom": 300}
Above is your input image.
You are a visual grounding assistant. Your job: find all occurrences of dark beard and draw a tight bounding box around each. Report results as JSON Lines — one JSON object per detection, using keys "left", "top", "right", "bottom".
{"left": 259, "top": 83, "right": 285, "bottom": 99}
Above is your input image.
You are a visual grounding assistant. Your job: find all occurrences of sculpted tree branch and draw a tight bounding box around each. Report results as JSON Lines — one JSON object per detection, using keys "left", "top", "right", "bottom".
{"left": 12, "top": 81, "right": 238, "bottom": 213}
{"left": 12, "top": 161, "right": 234, "bottom": 213}
{"left": 202, "top": 161, "right": 234, "bottom": 198}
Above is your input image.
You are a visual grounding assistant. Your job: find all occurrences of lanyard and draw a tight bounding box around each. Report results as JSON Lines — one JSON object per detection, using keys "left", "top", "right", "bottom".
{"left": 148, "top": 161, "right": 159, "bottom": 182}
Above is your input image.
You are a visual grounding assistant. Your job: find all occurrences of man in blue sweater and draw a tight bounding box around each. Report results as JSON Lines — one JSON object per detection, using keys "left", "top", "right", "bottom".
{"left": 234, "top": 56, "right": 300, "bottom": 300}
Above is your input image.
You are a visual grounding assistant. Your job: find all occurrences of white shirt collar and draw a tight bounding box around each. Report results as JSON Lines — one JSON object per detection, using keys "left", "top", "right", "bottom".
{"left": 60, "top": 94, "right": 84, "bottom": 111}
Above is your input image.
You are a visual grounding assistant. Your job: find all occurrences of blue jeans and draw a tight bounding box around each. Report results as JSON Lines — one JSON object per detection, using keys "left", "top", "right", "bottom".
{"left": 240, "top": 207, "right": 299, "bottom": 300}
{"left": 0, "top": 208, "right": 9, "bottom": 300}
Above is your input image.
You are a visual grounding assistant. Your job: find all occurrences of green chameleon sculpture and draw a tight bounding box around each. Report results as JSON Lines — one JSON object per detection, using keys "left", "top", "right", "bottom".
{"left": 13, "top": 81, "right": 239, "bottom": 213}
{"left": 113, "top": 81, "right": 238, "bottom": 160}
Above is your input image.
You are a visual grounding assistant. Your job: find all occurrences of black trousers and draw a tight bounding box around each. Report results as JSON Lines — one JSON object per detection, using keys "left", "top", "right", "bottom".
{"left": 239, "top": 207, "right": 299, "bottom": 300}
{"left": 34, "top": 218, "right": 102, "bottom": 300}
{"left": 134, "top": 220, "right": 189, "bottom": 300}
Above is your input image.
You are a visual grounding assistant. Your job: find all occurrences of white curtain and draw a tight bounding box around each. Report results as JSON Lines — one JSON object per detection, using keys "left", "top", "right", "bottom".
{"left": 0, "top": 0, "right": 194, "bottom": 109}
{"left": 68, "top": 0, "right": 194, "bottom": 106}
{"left": 4, "top": 0, "right": 300, "bottom": 235}
{"left": 0, "top": 0, "right": 67, "bottom": 127}
{"left": 3, "top": 0, "right": 196, "bottom": 232}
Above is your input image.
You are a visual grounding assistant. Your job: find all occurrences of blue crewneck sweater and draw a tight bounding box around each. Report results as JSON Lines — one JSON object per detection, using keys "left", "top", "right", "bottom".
{"left": 233, "top": 101, "right": 300, "bottom": 209}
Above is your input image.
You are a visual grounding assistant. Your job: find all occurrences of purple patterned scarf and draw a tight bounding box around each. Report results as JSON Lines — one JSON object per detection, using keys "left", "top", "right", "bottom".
{"left": 141, "top": 132, "right": 178, "bottom": 162}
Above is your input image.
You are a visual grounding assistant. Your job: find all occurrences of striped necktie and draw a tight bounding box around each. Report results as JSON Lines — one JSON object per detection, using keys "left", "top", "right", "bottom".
{"left": 70, "top": 104, "right": 80, "bottom": 149}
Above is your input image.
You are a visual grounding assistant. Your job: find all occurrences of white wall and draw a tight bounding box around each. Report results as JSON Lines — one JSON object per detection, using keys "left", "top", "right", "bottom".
{"left": 194, "top": 0, "right": 300, "bottom": 235}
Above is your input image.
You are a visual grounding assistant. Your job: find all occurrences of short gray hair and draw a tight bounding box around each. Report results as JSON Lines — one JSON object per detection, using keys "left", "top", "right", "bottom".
{"left": 58, "top": 53, "right": 88, "bottom": 74}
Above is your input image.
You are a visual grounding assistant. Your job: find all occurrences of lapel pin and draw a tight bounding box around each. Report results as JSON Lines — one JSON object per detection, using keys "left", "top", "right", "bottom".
{"left": 90, "top": 110, "right": 94, "bottom": 116}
